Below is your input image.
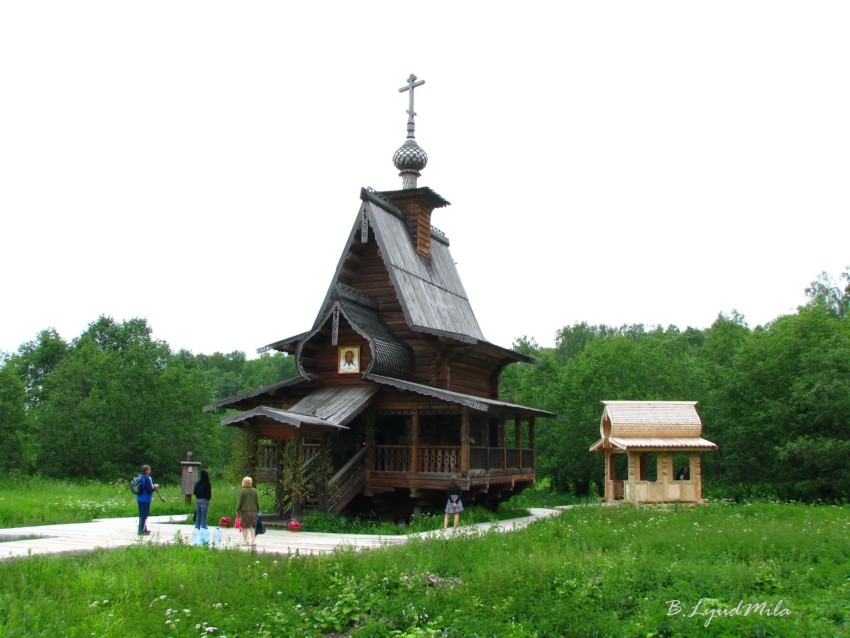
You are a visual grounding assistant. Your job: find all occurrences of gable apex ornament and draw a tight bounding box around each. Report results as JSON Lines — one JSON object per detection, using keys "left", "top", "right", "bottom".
{"left": 393, "top": 74, "right": 428, "bottom": 189}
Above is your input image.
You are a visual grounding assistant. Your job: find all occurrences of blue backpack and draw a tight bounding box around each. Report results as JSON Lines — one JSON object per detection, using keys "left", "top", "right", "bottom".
{"left": 130, "top": 474, "right": 144, "bottom": 495}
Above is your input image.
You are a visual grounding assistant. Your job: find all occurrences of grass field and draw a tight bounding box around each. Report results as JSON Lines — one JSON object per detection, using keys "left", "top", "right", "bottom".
{"left": 0, "top": 476, "right": 531, "bottom": 535}
{"left": 0, "top": 499, "right": 847, "bottom": 637}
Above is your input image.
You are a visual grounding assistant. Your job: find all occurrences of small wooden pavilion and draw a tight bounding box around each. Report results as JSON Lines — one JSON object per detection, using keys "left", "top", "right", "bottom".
{"left": 589, "top": 401, "right": 716, "bottom": 504}
{"left": 205, "top": 76, "right": 554, "bottom": 519}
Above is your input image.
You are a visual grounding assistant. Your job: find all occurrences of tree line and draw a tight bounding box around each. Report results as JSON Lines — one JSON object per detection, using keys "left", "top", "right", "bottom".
{"left": 0, "top": 316, "right": 295, "bottom": 482}
{"left": 501, "top": 270, "right": 850, "bottom": 502}
{"left": 1, "top": 271, "right": 848, "bottom": 500}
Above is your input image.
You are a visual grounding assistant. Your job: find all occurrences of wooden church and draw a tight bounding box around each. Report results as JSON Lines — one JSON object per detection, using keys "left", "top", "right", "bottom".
{"left": 205, "top": 76, "right": 554, "bottom": 519}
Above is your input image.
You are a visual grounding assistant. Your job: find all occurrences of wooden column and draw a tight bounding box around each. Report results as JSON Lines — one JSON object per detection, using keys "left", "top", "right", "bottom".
{"left": 291, "top": 432, "right": 303, "bottom": 521}
{"left": 498, "top": 418, "right": 506, "bottom": 470}
{"left": 514, "top": 417, "right": 522, "bottom": 470}
{"left": 660, "top": 453, "right": 672, "bottom": 501}
{"left": 627, "top": 452, "right": 639, "bottom": 503}
{"left": 364, "top": 417, "right": 375, "bottom": 496}
{"left": 691, "top": 453, "right": 702, "bottom": 500}
{"left": 411, "top": 411, "right": 420, "bottom": 474}
{"left": 528, "top": 417, "right": 535, "bottom": 474}
{"left": 460, "top": 407, "right": 470, "bottom": 476}
{"left": 274, "top": 439, "right": 285, "bottom": 516}
{"left": 460, "top": 406, "right": 469, "bottom": 476}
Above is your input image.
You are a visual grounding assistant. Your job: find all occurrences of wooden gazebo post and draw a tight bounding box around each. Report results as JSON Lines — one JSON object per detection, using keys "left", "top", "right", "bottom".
{"left": 627, "top": 452, "right": 639, "bottom": 503}
{"left": 691, "top": 453, "right": 702, "bottom": 499}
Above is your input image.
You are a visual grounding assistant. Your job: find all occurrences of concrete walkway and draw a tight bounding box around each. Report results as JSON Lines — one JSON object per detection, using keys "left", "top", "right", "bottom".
{"left": 0, "top": 508, "right": 561, "bottom": 561}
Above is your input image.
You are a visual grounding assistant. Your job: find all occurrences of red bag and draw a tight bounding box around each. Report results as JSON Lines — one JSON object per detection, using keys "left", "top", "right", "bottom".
{"left": 234, "top": 516, "right": 242, "bottom": 530}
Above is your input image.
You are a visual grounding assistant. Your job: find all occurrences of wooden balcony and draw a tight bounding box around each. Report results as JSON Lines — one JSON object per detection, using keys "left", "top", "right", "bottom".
{"left": 368, "top": 444, "right": 534, "bottom": 494}
{"left": 372, "top": 445, "right": 533, "bottom": 473}
{"left": 254, "top": 443, "right": 535, "bottom": 503}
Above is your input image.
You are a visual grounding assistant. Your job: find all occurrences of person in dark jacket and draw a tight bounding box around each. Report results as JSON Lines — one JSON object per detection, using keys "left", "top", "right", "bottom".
{"left": 136, "top": 464, "right": 159, "bottom": 535}
{"left": 443, "top": 475, "right": 464, "bottom": 530}
{"left": 193, "top": 470, "right": 212, "bottom": 530}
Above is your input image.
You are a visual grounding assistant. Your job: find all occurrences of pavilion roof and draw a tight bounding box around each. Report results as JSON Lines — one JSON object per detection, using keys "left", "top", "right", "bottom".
{"left": 589, "top": 401, "right": 717, "bottom": 452}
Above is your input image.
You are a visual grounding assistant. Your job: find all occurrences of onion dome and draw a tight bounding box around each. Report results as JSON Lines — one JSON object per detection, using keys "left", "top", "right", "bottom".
{"left": 393, "top": 139, "right": 428, "bottom": 189}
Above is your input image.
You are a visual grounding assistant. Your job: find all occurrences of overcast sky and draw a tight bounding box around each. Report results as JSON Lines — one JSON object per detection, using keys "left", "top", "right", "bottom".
{"left": 2, "top": 2, "right": 849, "bottom": 358}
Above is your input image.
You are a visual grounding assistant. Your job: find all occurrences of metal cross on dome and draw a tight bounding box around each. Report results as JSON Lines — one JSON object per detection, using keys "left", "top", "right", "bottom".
{"left": 399, "top": 74, "right": 425, "bottom": 140}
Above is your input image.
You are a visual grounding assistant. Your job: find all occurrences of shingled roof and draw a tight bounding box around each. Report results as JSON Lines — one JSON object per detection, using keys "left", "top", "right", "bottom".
{"left": 220, "top": 385, "right": 379, "bottom": 430}
{"left": 305, "top": 188, "right": 484, "bottom": 345}
{"left": 364, "top": 191, "right": 484, "bottom": 341}
{"left": 259, "top": 186, "right": 531, "bottom": 366}
{"left": 589, "top": 401, "right": 717, "bottom": 452}
{"left": 366, "top": 374, "right": 555, "bottom": 419}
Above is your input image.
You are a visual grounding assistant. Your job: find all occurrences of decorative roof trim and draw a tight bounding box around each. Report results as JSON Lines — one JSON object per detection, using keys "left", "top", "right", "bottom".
{"left": 257, "top": 331, "right": 312, "bottom": 355}
{"left": 590, "top": 437, "right": 717, "bottom": 452}
{"left": 361, "top": 187, "right": 404, "bottom": 219}
{"left": 334, "top": 283, "right": 379, "bottom": 310}
{"left": 377, "top": 186, "right": 451, "bottom": 209}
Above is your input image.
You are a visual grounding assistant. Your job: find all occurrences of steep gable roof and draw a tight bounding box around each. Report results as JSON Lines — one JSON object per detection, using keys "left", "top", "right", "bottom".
{"left": 365, "top": 193, "right": 484, "bottom": 341}
{"left": 311, "top": 187, "right": 483, "bottom": 341}
{"left": 259, "top": 186, "right": 532, "bottom": 367}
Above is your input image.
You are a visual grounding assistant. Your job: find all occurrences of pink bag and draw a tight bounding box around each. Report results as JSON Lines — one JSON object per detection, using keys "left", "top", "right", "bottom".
{"left": 234, "top": 516, "right": 242, "bottom": 530}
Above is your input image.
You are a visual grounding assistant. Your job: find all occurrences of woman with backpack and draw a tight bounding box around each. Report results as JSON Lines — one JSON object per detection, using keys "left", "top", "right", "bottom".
{"left": 136, "top": 464, "right": 159, "bottom": 535}
{"left": 193, "top": 470, "right": 212, "bottom": 530}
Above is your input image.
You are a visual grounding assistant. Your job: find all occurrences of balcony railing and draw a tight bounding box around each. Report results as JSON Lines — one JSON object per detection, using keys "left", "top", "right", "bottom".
{"left": 255, "top": 443, "right": 534, "bottom": 481}
{"left": 372, "top": 445, "right": 533, "bottom": 473}
{"left": 255, "top": 443, "right": 320, "bottom": 482}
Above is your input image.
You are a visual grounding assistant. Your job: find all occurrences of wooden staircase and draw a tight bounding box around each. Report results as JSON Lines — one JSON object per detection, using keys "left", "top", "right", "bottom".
{"left": 326, "top": 447, "right": 367, "bottom": 515}
{"left": 274, "top": 447, "right": 368, "bottom": 518}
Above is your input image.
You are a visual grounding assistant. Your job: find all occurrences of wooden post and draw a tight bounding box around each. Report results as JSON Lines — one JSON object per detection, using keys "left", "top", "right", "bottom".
{"left": 691, "top": 453, "right": 702, "bottom": 500}
{"left": 274, "top": 439, "right": 285, "bottom": 516}
{"left": 461, "top": 407, "right": 470, "bottom": 476}
{"left": 498, "top": 418, "right": 506, "bottom": 470}
{"left": 292, "top": 432, "right": 303, "bottom": 521}
{"left": 627, "top": 452, "right": 639, "bottom": 503}
{"left": 514, "top": 417, "right": 522, "bottom": 470}
{"left": 411, "top": 411, "right": 420, "bottom": 474}
{"left": 660, "top": 453, "right": 672, "bottom": 501}
{"left": 528, "top": 417, "right": 535, "bottom": 475}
